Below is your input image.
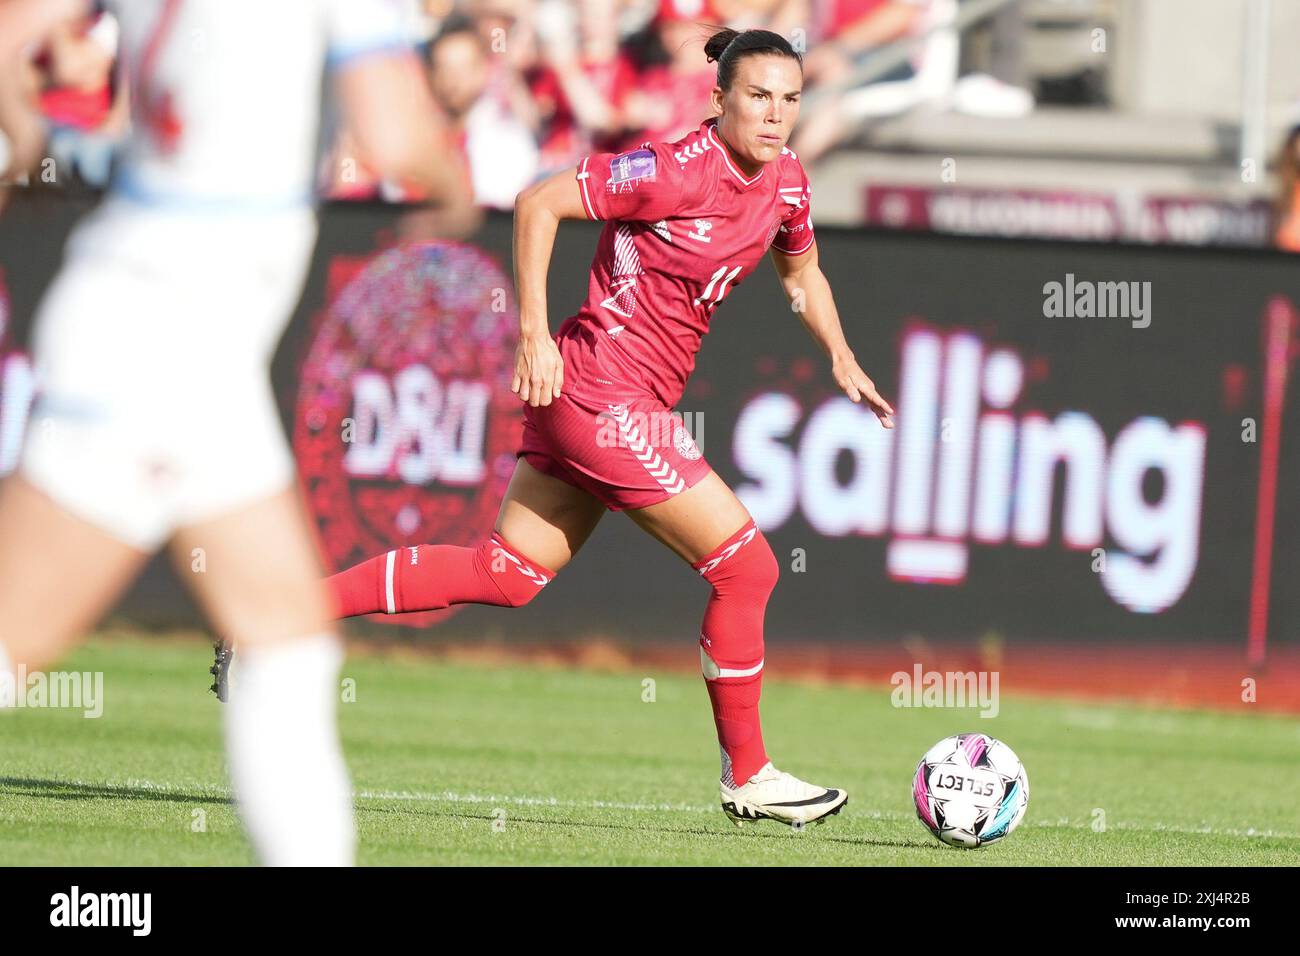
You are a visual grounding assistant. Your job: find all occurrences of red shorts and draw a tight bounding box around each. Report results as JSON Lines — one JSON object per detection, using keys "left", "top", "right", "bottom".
{"left": 518, "top": 388, "right": 712, "bottom": 511}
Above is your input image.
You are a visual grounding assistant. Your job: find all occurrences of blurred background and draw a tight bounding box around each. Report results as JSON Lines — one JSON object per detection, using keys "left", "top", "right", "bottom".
{"left": 9, "top": 0, "right": 1300, "bottom": 245}
{"left": 1, "top": 0, "right": 1298, "bottom": 714}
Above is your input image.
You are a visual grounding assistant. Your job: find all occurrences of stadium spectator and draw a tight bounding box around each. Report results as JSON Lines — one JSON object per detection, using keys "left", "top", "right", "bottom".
{"left": 798, "top": 0, "right": 925, "bottom": 86}
{"left": 413, "top": 0, "right": 459, "bottom": 40}
{"left": 529, "top": 0, "right": 638, "bottom": 175}
{"left": 1274, "top": 122, "right": 1300, "bottom": 253}
{"left": 620, "top": 0, "right": 720, "bottom": 149}
{"left": 790, "top": 0, "right": 944, "bottom": 165}
{"left": 712, "top": 0, "right": 803, "bottom": 32}
{"left": 467, "top": 0, "right": 544, "bottom": 134}
{"left": 4, "top": 0, "right": 971, "bottom": 201}
{"left": 34, "top": 4, "right": 125, "bottom": 188}
{"left": 428, "top": 14, "right": 539, "bottom": 209}
{"left": 319, "top": 127, "right": 396, "bottom": 201}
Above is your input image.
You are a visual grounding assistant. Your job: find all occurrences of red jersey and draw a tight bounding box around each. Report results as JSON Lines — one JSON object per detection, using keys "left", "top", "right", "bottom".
{"left": 558, "top": 117, "right": 815, "bottom": 408}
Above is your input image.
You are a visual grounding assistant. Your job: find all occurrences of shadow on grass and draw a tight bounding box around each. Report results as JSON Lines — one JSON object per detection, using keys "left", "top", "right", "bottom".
{"left": 357, "top": 800, "right": 934, "bottom": 851}
{"left": 0, "top": 777, "right": 231, "bottom": 806}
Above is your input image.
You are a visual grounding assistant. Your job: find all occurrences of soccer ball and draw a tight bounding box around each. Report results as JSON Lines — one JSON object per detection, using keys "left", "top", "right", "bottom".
{"left": 912, "top": 732, "right": 1029, "bottom": 848}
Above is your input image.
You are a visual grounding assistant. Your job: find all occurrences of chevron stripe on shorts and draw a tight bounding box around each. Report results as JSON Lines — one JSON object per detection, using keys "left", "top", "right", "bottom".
{"left": 606, "top": 404, "right": 685, "bottom": 496}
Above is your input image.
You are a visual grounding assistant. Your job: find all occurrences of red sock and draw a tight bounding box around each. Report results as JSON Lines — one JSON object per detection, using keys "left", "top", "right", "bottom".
{"left": 326, "top": 533, "right": 555, "bottom": 618}
{"left": 706, "top": 671, "right": 768, "bottom": 788}
{"left": 692, "top": 520, "right": 778, "bottom": 787}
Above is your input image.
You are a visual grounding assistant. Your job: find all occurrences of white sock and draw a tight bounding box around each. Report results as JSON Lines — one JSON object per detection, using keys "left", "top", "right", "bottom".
{"left": 0, "top": 641, "right": 13, "bottom": 710}
{"left": 223, "top": 633, "right": 355, "bottom": 866}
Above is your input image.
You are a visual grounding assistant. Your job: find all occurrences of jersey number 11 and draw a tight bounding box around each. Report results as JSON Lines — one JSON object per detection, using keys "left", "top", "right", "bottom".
{"left": 695, "top": 265, "right": 742, "bottom": 309}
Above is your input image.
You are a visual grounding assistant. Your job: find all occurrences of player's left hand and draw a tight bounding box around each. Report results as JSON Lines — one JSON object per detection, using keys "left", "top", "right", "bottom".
{"left": 832, "top": 356, "right": 894, "bottom": 428}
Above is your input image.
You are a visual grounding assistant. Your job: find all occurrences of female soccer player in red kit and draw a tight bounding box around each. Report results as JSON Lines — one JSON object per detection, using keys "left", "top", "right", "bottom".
{"left": 329, "top": 27, "right": 895, "bottom": 827}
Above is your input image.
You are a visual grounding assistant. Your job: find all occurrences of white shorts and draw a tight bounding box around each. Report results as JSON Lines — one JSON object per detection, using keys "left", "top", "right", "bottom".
{"left": 19, "top": 197, "right": 318, "bottom": 551}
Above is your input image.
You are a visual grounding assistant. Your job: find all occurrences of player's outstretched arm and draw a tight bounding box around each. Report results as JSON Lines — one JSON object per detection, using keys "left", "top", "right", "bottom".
{"left": 510, "top": 168, "right": 589, "bottom": 407}
{"left": 0, "top": 0, "right": 86, "bottom": 181}
{"left": 770, "top": 243, "right": 895, "bottom": 429}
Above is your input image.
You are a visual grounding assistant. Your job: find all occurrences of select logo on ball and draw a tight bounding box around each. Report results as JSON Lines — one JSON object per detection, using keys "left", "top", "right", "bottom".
{"left": 913, "top": 732, "right": 1030, "bottom": 848}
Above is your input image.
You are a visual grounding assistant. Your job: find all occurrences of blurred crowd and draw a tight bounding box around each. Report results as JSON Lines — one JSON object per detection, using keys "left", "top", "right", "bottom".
{"left": 12, "top": 1, "right": 1300, "bottom": 251}
{"left": 8, "top": 4, "right": 127, "bottom": 190}
{"left": 12, "top": 0, "right": 965, "bottom": 208}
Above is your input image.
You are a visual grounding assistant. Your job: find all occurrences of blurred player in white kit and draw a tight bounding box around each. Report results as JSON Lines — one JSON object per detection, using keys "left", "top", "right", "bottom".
{"left": 0, "top": 0, "right": 470, "bottom": 864}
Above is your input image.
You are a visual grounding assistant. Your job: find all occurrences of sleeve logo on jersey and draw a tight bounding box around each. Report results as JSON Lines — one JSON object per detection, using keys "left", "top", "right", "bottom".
{"left": 779, "top": 186, "right": 810, "bottom": 208}
{"left": 608, "top": 149, "right": 657, "bottom": 190}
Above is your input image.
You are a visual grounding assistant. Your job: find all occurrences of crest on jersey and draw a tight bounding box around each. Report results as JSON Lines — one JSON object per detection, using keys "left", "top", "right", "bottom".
{"left": 674, "top": 423, "right": 703, "bottom": 461}
{"left": 608, "top": 149, "right": 656, "bottom": 188}
{"left": 764, "top": 218, "right": 781, "bottom": 247}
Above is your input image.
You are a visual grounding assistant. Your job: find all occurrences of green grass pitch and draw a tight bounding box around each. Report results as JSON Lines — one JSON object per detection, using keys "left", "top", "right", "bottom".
{"left": 1, "top": 636, "right": 1297, "bottom": 865}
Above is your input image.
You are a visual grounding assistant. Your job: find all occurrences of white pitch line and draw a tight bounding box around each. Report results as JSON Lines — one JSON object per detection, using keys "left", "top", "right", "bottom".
{"left": 29, "top": 778, "right": 1300, "bottom": 841}
{"left": 357, "top": 790, "right": 1300, "bottom": 839}
{"left": 312, "top": 786, "right": 1300, "bottom": 840}
{"left": 356, "top": 787, "right": 717, "bottom": 815}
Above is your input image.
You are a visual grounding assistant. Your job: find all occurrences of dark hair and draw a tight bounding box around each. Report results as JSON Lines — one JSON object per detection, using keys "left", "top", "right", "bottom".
{"left": 430, "top": 13, "right": 480, "bottom": 51}
{"left": 703, "top": 28, "right": 802, "bottom": 91}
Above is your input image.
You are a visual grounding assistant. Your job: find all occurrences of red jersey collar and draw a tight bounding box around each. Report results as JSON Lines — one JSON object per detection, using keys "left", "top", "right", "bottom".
{"left": 705, "top": 119, "right": 765, "bottom": 188}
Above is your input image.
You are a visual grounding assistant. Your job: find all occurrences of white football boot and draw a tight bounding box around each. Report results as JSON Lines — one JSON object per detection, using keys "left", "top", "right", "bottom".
{"left": 720, "top": 761, "right": 848, "bottom": 828}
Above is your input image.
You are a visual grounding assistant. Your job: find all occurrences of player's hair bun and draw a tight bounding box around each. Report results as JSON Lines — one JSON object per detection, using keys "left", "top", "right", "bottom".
{"left": 703, "top": 27, "right": 802, "bottom": 90}
{"left": 704, "top": 28, "right": 740, "bottom": 64}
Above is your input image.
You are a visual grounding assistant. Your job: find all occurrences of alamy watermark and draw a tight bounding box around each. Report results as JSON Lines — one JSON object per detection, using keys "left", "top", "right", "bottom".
{"left": 0, "top": 666, "right": 104, "bottom": 718}
{"left": 890, "top": 664, "right": 1000, "bottom": 718}
{"left": 595, "top": 408, "right": 705, "bottom": 458}
{"left": 49, "top": 886, "right": 150, "bottom": 935}
{"left": 1042, "top": 273, "right": 1151, "bottom": 328}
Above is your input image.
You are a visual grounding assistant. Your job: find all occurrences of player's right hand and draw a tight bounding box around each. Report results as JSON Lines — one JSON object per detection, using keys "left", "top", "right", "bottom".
{"left": 512, "top": 333, "right": 564, "bottom": 407}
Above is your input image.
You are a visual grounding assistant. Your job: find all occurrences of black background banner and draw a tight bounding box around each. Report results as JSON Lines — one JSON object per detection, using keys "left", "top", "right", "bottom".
{"left": 1, "top": 194, "right": 1297, "bottom": 648}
